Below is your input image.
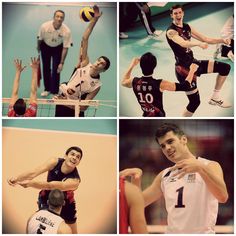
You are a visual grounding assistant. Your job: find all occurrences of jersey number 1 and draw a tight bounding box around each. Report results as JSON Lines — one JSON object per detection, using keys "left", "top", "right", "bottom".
{"left": 175, "top": 186, "right": 185, "bottom": 208}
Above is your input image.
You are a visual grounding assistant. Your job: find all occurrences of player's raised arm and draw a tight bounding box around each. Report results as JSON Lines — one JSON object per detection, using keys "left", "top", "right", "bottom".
{"left": 78, "top": 5, "right": 102, "bottom": 68}
{"left": 122, "top": 57, "right": 140, "bottom": 88}
{"left": 29, "top": 57, "right": 40, "bottom": 104}
{"left": 9, "top": 59, "right": 27, "bottom": 106}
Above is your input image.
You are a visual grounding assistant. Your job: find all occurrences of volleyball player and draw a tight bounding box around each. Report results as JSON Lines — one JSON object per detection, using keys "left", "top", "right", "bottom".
{"left": 27, "top": 189, "right": 72, "bottom": 234}
{"left": 122, "top": 52, "right": 199, "bottom": 117}
{"left": 166, "top": 4, "right": 231, "bottom": 116}
{"left": 119, "top": 177, "right": 148, "bottom": 234}
{"left": 55, "top": 5, "right": 110, "bottom": 117}
{"left": 120, "top": 123, "right": 228, "bottom": 233}
{"left": 8, "top": 57, "right": 40, "bottom": 117}
{"left": 8, "top": 146, "right": 82, "bottom": 234}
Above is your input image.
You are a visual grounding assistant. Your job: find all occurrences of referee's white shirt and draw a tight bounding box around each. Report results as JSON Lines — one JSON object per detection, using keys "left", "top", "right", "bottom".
{"left": 38, "top": 20, "right": 72, "bottom": 48}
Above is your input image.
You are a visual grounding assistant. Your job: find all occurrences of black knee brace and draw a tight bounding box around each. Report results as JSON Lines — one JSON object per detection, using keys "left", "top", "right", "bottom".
{"left": 213, "top": 61, "right": 231, "bottom": 76}
{"left": 186, "top": 92, "right": 201, "bottom": 113}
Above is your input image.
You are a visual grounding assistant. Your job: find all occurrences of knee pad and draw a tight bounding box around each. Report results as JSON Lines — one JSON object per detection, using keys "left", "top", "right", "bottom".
{"left": 186, "top": 92, "right": 201, "bottom": 113}
{"left": 213, "top": 61, "right": 231, "bottom": 76}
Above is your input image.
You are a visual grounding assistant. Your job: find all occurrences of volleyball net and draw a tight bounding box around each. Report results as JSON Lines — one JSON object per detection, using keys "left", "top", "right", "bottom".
{"left": 2, "top": 98, "right": 116, "bottom": 117}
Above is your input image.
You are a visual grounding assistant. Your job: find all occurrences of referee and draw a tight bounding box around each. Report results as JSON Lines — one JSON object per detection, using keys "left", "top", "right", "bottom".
{"left": 37, "top": 10, "right": 72, "bottom": 97}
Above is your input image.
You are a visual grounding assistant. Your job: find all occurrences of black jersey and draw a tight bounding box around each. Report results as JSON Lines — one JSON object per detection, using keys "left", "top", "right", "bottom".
{"left": 132, "top": 76, "right": 165, "bottom": 117}
{"left": 38, "top": 158, "right": 80, "bottom": 223}
{"left": 166, "top": 23, "right": 194, "bottom": 68}
{"left": 47, "top": 158, "right": 80, "bottom": 182}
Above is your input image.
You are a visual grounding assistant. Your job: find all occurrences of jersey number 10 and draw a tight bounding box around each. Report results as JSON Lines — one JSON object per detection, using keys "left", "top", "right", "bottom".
{"left": 137, "top": 93, "right": 154, "bottom": 104}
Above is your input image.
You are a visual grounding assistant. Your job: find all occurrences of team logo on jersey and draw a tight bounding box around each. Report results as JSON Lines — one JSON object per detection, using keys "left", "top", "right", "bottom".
{"left": 137, "top": 85, "right": 141, "bottom": 91}
{"left": 148, "top": 85, "right": 152, "bottom": 91}
{"left": 54, "top": 170, "right": 59, "bottom": 175}
{"left": 169, "top": 177, "right": 177, "bottom": 182}
{"left": 187, "top": 173, "right": 196, "bottom": 183}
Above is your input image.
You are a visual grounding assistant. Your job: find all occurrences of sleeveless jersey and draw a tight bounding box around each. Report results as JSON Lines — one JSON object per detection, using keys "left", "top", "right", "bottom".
{"left": 27, "top": 209, "right": 64, "bottom": 234}
{"left": 161, "top": 157, "right": 218, "bottom": 233}
{"left": 39, "top": 158, "right": 80, "bottom": 207}
{"left": 166, "top": 23, "right": 194, "bottom": 68}
{"left": 119, "top": 177, "right": 129, "bottom": 234}
{"left": 60, "top": 63, "right": 102, "bottom": 99}
{"left": 132, "top": 76, "right": 165, "bottom": 117}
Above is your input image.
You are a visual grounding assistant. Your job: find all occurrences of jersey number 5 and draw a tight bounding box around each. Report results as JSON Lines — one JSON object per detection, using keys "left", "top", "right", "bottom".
{"left": 37, "top": 224, "right": 46, "bottom": 234}
{"left": 175, "top": 186, "right": 185, "bottom": 208}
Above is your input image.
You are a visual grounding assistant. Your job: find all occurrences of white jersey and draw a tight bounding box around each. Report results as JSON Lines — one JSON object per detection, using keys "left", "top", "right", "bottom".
{"left": 60, "top": 63, "right": 102, "bottom": 99}
{"left": 38, "top": 20, "right": 72, "bottom": 48}
{"left": 161, "top": 157, "right": 218, "bottom": 234}
{"left": 27, "top": 209, "right": 64, "bottom": 234}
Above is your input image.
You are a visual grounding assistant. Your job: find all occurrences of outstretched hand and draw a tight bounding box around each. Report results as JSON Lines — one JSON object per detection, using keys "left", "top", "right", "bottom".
{"left": 93, "top": 5, "right": 102, "bottom": 18}
{"left": 30, "top": 57, "right": 40, "bottom": 70}
{"left": 14, "top": 59, "right": 26, "bottom": 73}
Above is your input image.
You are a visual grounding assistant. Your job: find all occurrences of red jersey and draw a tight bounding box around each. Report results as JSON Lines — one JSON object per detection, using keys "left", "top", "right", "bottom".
{"left": 119, "top": 177, "right": 129, "bottom": 234}
{"left": 8, "top": 103, "right": 37, "bottom": 117}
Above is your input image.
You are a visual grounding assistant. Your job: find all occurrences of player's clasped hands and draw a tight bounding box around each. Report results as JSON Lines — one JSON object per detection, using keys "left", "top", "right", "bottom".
{"left": 7, "top": 177, "right": 18, "bottom": 186}
{"left": 7, "top": 177, "right": 31, "bottom": 188}
{"left": 169, "top": 158, "right": 203, "bottom": 179}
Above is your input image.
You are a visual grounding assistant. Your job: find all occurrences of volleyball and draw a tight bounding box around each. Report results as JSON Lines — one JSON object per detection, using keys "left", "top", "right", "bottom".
{"left": 79, "top": 7, "right": 95, "bottom": 22}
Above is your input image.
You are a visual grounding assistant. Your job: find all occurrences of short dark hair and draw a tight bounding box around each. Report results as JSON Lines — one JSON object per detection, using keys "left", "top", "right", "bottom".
{"left": 155, "top": 123, "right": 185, "bottom": 142}
{"left": 99, "top": 56, "right": 110, "bottom": 71}
{"left": 54, "top": 10, "right": 65, "bottom": 18}
{"left": 13, "top": 98, "right": 26, "bottom": 116}
{"left": 48, "top": 189, "right": 64, "bottom": 208}
{"left": 140, "top": 52, "right": 157, "bottom": 76}
{"left": 65, "top": 146, "right": 83, "bottom": 159}
{"left": 170, "top": 4, "right": 184, "bottom": 14}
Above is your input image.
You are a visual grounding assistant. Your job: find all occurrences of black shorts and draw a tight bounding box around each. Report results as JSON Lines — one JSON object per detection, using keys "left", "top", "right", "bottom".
{"left": 175, "top": 60, "right": 209, "bottom": 90}
{"left": 38, "top": 190, "right": 77, "bottom": 224}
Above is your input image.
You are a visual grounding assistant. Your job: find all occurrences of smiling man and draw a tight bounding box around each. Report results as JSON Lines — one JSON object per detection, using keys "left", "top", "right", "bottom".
{"left": 8, "top": 146, "right": 82, "bottom": 234}
{"left": 166, "top": 5, "right": 231, "bottom": 116}
{"left": 120, "top": 123, "right": 228, "bottom": 233}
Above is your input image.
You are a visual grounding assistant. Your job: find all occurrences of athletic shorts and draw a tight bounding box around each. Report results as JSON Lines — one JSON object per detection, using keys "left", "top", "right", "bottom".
{"left": 175, "top": 60, "right": 209, "bottom": 90}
